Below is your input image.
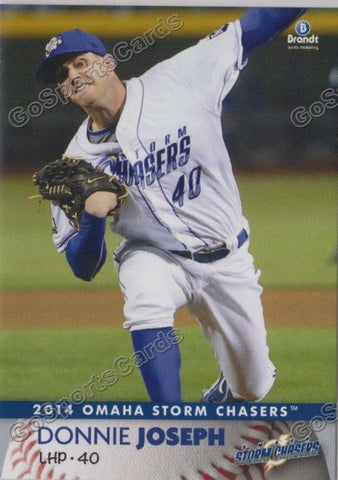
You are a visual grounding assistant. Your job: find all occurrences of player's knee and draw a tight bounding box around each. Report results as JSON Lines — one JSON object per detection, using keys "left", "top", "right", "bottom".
{"left": 123, "top": 297, "right": 175, "bottom": 330}
{"left": 236, "top": 371, "right": 276, "bottom": 402}
{"left": 123, "top": 293, "right": 176, "bottom": 330}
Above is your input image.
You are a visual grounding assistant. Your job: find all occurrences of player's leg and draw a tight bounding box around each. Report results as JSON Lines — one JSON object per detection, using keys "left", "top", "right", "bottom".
{"left": 131, "top": 327, "right": 182, "bottom": 402}
{"left": 115, "top": 247, "right": 191, "bottom": 402}
{"left": 187, "top": 245, "right": 276, "bottom": 402}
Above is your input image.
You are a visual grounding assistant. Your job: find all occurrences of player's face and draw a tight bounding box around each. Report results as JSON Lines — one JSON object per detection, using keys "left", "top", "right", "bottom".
{"left": 56, "top": 52, "right": 115, "bottom": 107}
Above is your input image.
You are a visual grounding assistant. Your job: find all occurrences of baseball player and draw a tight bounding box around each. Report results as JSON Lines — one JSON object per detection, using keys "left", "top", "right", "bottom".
{"left": 36, "top": 8, "right": 306, "bottom": 402}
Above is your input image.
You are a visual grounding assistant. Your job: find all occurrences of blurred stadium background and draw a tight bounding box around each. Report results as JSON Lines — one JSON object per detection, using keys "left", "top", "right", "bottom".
{"left": 0, "top": 5, "right": 337, "bottom": 172}
{"left": 0, "top": 6, "right": 336, "bottom": 403}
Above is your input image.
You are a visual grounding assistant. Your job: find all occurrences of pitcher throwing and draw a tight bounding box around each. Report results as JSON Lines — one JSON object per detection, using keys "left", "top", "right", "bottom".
{"left": 35, "top": 8, "right": 306, "bottom": 402}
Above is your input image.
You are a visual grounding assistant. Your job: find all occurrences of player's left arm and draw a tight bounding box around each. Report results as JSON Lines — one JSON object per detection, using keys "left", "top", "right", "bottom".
{"left": 240, "top": 8, "right": 307, "bottom": 58}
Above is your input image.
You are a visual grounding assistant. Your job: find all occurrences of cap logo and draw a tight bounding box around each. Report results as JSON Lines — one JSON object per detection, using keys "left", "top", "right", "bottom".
{"left": 45, "top": 36, "right": 62, "bottom": 58}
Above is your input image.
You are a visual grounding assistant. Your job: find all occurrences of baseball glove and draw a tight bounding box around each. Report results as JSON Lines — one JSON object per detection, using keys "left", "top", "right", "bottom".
{"left": 32, "top": 156, "right": 128, "bottom": 229}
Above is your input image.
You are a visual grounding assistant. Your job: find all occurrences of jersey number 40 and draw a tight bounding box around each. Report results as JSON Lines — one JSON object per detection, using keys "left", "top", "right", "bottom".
{"left": 172, "top": 165, "right": 202, "bottom": 207}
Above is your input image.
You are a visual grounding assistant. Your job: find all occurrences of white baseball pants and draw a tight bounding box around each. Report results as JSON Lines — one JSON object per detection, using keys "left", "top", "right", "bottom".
{"left": 115, "top": 243, "right": 276, "bottom": 401}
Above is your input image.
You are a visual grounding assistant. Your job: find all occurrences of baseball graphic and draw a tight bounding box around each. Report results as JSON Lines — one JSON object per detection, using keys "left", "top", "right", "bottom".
{"left": 1, "top": 419, "right": 331, "bottom": 480}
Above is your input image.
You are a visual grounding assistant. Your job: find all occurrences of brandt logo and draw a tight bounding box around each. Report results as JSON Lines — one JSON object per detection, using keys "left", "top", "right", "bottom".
{"left": 295, "top": 20, "right": 311, "bottom": 36}
{"left": 287, "top": 20, "right": 319, "bottom": 52}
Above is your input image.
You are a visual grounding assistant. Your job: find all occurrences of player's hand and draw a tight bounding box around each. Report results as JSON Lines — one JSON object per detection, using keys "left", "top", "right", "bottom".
{"left": 85, "top": 191, "right": 118, "bottom": 218}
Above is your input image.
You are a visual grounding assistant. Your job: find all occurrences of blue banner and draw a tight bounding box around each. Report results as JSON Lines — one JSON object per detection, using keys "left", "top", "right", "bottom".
{"left": 0, "top": 401, "right": 336, "bottom": 421}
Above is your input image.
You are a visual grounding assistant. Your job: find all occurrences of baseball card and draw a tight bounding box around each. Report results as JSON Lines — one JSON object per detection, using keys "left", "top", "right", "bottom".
{"left": 0, "top": 1, "right": 336, "bottom": 479}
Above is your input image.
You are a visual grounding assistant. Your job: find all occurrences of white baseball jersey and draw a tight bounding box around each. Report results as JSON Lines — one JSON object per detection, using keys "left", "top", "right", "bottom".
{"left": 52, "top": 21, "right": 249, "bottom": 255}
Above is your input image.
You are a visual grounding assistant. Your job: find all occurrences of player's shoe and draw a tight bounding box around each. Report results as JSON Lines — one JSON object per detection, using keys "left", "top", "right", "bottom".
{"left": 201, "top": 373, "right": 237, "bottom": 402}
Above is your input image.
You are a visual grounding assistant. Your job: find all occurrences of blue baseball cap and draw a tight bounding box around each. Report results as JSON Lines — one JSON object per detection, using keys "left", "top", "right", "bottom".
{"left": 36, "top": 29, "right": 108, "bottom": 84}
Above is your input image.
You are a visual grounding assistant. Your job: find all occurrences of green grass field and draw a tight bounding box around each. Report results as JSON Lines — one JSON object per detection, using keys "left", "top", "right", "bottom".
{"left": 0, "top": 174, "right": 336, "bottom": 402}
{"left": 0, "top": 327, "right": 335, "bottom": 402}
{"left": 0, "top": 174, "right": 336, "bottom": 290}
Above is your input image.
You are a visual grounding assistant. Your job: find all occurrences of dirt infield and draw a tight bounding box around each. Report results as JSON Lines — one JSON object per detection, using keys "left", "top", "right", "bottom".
{"left": 0, "top": 288, "right": 335, "bottom": 329}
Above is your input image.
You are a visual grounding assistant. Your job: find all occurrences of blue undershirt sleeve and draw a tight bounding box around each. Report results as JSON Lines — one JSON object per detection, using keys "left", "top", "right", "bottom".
{"left": 240, "top": 8, "right": 307, "bottom": 58}
{"left": 66, "top": 211, "right": 107, "bottom": 281}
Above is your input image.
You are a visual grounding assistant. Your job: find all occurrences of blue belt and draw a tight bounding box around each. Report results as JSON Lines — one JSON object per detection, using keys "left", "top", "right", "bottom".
{"left": 170, "top": 229, "right": 248, "bottom": 263}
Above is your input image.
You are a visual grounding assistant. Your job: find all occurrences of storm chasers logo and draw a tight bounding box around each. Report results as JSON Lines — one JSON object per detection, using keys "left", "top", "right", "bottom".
{"left": 287, "top": 20, "right": 319, "bottom": 51}
{"left": 235, "top": 433, "right": 320, "bottom": 472}
{"left": 97, "top": 126, "right": 191, "bottom": 190}
{"left": 97, "top": 125, "right": 204, "bottom": 208}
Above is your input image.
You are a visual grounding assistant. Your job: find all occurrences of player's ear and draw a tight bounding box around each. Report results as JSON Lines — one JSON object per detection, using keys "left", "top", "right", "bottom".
{"left": 102, "top": 54, "right": 117, "bottom": 73}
